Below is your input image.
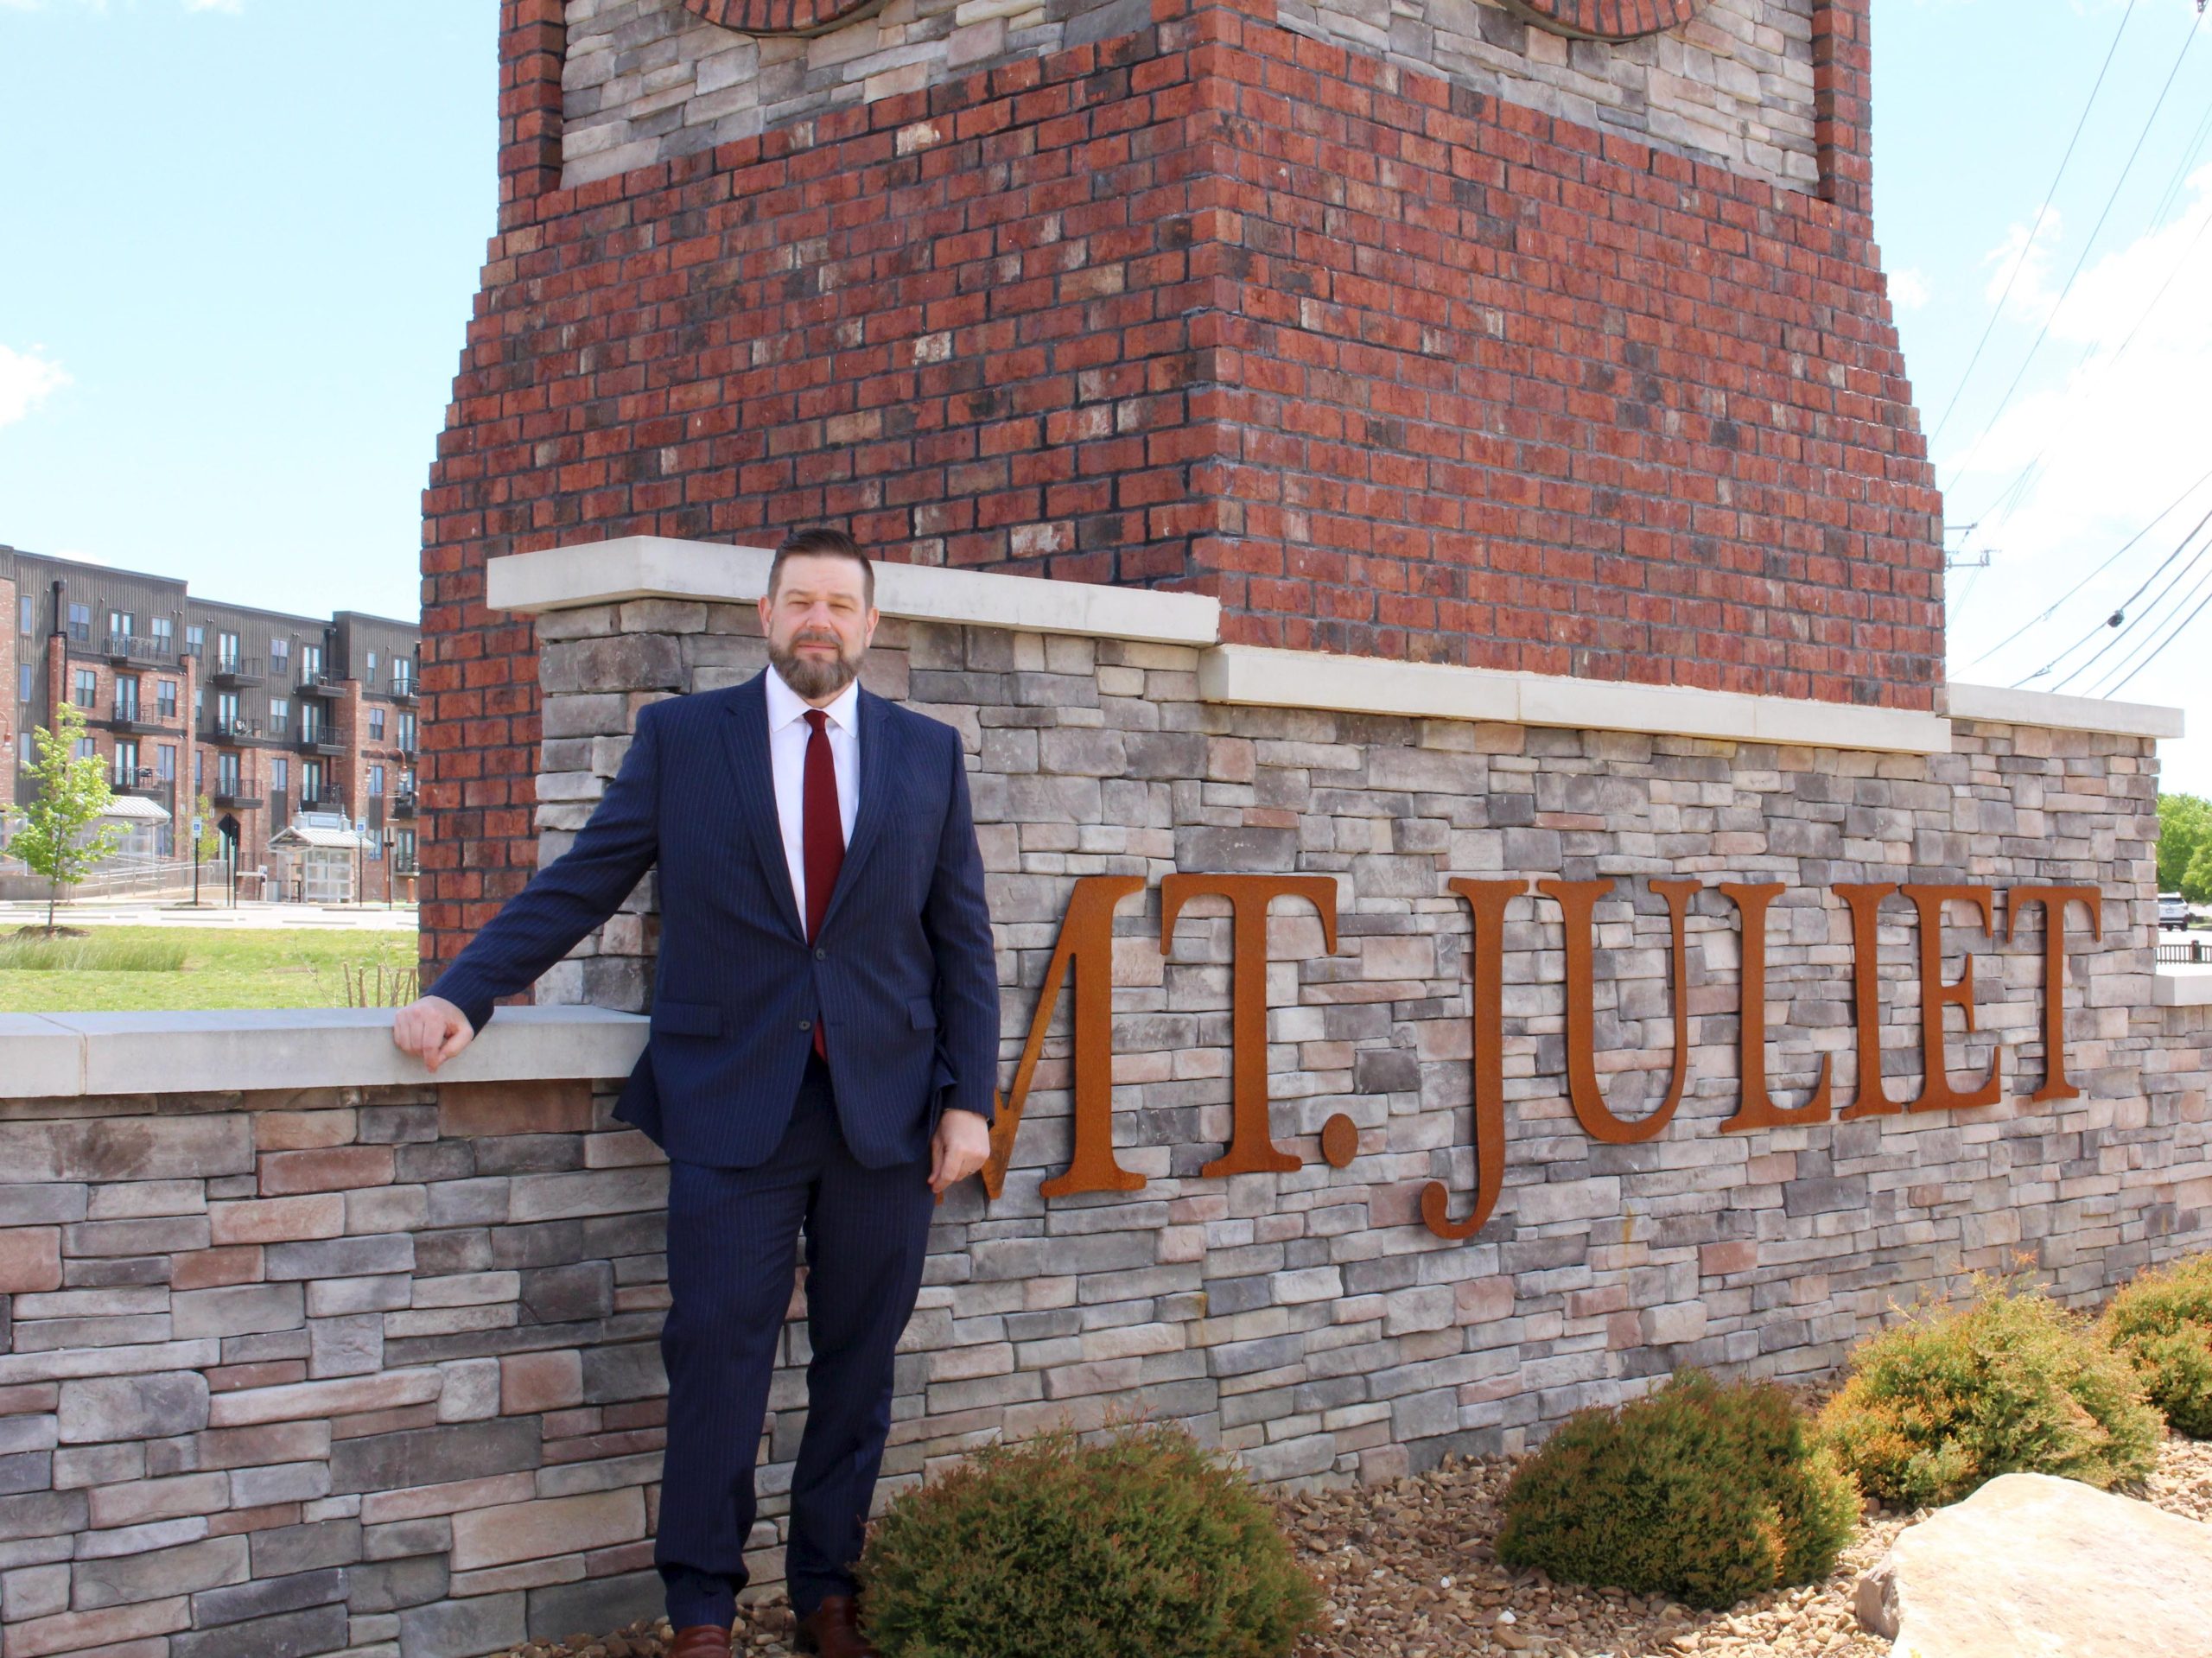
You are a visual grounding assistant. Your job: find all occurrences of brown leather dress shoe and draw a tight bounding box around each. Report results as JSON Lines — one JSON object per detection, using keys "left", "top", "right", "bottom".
{"left": 667, "top": 1625, "right": 732, "bottom": 1657}
{"left": 795, "top": 1594, "right": 880, "bottom": 1657}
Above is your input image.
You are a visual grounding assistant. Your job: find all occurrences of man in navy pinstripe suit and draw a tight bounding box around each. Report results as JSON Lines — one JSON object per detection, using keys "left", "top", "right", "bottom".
{"left": 392, "top": 529, "right": 1001, "bottom": 1658}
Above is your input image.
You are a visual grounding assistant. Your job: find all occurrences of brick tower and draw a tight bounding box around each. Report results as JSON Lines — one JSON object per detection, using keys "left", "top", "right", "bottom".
{"left": 421, "top": 0, "right": 1940, "bottom": 970}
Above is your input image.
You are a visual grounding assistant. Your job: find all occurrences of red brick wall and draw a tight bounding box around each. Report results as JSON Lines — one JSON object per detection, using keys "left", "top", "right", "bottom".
{"left": 420, "top": 0, "right": 1938, "bottom": 971}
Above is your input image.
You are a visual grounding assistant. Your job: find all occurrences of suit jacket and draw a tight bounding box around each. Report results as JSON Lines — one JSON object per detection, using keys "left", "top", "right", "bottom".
{"left": 429, "top": 670, "right": 1001, "bottom": 1170}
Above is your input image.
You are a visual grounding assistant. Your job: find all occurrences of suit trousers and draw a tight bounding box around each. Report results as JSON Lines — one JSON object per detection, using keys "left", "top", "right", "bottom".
{"left": 656, "top": 1051, "right": 937, "bottom": 1627}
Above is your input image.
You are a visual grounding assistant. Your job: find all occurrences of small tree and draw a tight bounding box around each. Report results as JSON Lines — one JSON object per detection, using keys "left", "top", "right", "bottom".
{"left": 189, "top": 792, "right": 223, "bottom": 864}
{"left": 10, "top": 702, "right": 124, "bottom": 931}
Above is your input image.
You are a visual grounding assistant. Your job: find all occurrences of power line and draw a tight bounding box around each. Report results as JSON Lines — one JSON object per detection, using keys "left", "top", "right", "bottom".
{"left": 1956, "top": 201, "right": 2212, "bottom": 540}
{"left": 2044, "top": 505, "right": 2212, "bottom": 690}
{"left": 2107, "top": 583, "right": 2212, "bottom": 696}
{"left": 1969, "top": 460, "right": 2212, "bottom": 670}
{"left": 1923, "top": 0, "right": 2139, "bottom": 448}
{"left": 1943, "top": 10, "right": 2203, "bottom": 505}
{"left": 2092, "top": 548, "right": 2212, "bottom": 694}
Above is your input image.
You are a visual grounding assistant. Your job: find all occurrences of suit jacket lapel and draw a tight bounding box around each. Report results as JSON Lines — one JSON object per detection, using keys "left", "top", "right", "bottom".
{"left": 817, "top": 687, "right": 894, "bottom": 938}
{"left": 721, "top": 674, "right": 806, "bottom": 943}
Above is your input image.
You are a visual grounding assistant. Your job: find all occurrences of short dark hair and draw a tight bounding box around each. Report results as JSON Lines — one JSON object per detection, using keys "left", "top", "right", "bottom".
{"left": 768, "top": 527, "right": 874, "bottom": 607}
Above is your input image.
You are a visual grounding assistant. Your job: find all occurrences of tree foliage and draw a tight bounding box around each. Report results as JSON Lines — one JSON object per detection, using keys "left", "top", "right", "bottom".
{"left": 2157, "top": 793, "right": 2211, "bottom": 904}
{"left": 9, "top": 702, "right": 124, "bottom": 930}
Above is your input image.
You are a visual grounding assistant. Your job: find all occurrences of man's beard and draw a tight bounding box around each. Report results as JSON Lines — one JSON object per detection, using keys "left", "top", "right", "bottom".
{"left": 770, "top": 629, "right": 862, "bottom": 700}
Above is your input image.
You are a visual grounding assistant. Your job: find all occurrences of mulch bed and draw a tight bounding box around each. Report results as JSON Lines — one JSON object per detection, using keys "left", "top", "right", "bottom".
{"left": 499, "top": 1434, "right": 2212, "bottom": 1658}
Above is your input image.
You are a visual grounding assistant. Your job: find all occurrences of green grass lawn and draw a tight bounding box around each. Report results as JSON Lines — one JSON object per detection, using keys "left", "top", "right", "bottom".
{"left": 0, "top": 925, "right": 420, "bottom": 1013}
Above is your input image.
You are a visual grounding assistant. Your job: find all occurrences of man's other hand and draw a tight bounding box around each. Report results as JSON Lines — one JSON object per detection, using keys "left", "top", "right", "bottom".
{"left": 928, "top": 1108, "right": 991, "bottom": 1195}
{"left": 392, "top": 995, "right": 475, "bottom": 1073}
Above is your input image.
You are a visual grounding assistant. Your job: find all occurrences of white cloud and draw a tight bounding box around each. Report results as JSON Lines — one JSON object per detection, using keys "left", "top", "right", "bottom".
{"left": 1944, "top": 165, "right": 2212, "bottom": 791}
{"left": 0, "top": 344, "right": 70, "bottom": 427}
{"left": 1888, "top": 267, "right": 1931, "bottom": 311}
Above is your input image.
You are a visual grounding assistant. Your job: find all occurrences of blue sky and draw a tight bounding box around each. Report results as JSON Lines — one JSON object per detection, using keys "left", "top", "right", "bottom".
{"left": 2, "top": 0, "right": 2208, "bottom": 791}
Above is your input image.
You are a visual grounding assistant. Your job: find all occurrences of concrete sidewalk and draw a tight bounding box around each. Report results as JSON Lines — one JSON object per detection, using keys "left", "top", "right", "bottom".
{"left": 1, "top": 898, "right": 418, "bottom": 931}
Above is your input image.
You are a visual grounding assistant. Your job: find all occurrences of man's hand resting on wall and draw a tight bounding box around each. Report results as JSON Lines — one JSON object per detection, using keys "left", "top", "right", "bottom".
{"left": 392, "top": 995, "right": 475, "bottom": 1072}
{"left": 929, "top": 1108, "right": 991, "bottom": 1195}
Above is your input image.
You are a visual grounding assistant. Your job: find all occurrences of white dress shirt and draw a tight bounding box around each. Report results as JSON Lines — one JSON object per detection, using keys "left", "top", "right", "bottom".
{"left": 764, "top": 665, "right": 860, "bottom": 921}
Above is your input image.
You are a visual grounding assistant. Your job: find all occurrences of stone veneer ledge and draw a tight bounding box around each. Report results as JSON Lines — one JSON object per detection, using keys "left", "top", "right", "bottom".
{"left": 484, "top": 540, "right": 2183, "bottom": 751}
{"left": 0, "top": 1007, "right": 646, "bottom": 1102}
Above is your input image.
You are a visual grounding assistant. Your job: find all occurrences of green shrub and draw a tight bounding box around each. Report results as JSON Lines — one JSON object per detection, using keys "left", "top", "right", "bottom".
{"left": 2102, "top": 1253, "right": 2212, "bottom": 1438}
{"left": 857, "top": 1421, "right": 1319, "bottom": 1658}
{"left": 1819, "top": 1277, "right": 2160, "bottom": 1509}
{"left": 1493, "top": 1370, "right": 1859, "bottom": 1610}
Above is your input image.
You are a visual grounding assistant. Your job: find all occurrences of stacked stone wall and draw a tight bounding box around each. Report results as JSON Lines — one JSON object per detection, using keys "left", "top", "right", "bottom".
{"left": 6, "top": 604, "right": 2207, "bottom": 1655}
{"left": 561, "top": 0, "right": 1818, "bottom": 194}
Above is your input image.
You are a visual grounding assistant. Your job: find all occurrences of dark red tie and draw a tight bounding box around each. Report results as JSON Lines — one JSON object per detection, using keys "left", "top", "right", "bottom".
{"left": 803, "top": 708, "right": 843, "bottom": 1058}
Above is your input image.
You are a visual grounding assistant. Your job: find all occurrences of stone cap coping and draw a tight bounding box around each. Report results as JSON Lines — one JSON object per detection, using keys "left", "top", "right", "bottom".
{"left": 0, "top": 1005, "right": 648, "bottom": 1102}
{"left": 486, "top": 535, "right": 1223, "bottom": 646}
{"left": 1947, "top": 682, "right": 2184, "bottom": 740}
{"left": 484, "top": 537, "right": 2183, "bottom": 751}
{"left": 2153, "top": 966, "right": 2212, "bottom": 1008}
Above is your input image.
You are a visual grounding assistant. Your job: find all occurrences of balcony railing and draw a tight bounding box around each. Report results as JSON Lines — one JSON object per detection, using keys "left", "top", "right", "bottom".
{"left": 209, "top": 656, "right": 264, "bottom": 687}
{"left": 109, "top": 701, "right": 168, "bottom": 734}
{"left": 388, "top": 792, "right": 416, "bottom": 820}
{"left": 298, "top": 671, "right": 343, "bottom": 697}
{"left": 298, "top": 726, "right": 349, "bottom": 756}
{"left": 211, "top": 788, "right": 264, "bottom": 809}
{"left": 302, "top": 787, "right": 347, "bottom": 810}
{"left": 388, "top": 680, "right": 418, "bottom": 704}
{"left": 203, "top": 716, "right": 261, "bottom": 743}
{"left": 103, "top": 632, "right": 175, "bottom": 666}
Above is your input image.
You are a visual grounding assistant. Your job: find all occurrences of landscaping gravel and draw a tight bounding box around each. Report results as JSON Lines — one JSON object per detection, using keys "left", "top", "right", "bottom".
{"left": 495, "top": 1432, "right": 2212, "bottom": 1658}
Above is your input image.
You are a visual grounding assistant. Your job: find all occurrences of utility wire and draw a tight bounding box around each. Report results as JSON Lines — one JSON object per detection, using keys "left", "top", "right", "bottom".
{"left": 1944, "top": 10, "right": 2203, "bottom": 508}
{"left": 1958, "top": 202, "right": 2212, "bottom": 538}
{"left": 1970, "top": 459, "right": 2212, "bottom": 670}
{"left": 2092, "top": 550, "right": 2212, "bottom": 695}
{"left": 1923, "top": 0, "right": 2138, "bottom": 447}
{"left": 2107, "top": 583, "right": 2212, "bottom": 696}
{"left": 2045, "top": 507, "right": 2212, "bottom": 690}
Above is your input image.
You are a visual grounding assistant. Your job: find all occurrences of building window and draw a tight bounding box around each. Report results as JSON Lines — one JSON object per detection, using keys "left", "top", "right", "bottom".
{"left": 194, "top": 748, "right": 202, "bottom": 790}
{"left": 156, "top": 679, "right": 177, "bottom": 719}
{"left": 109, "top": 610, "right": 134, "bottom": 641}
{"left": 366, "top": 651, "right": 378, "bottom": 678}
{"left": 272, "top": 756, "right": 288, "bottom": 795}
{"left": 67, "top": 604, "right": 90, "bottom": 643}
{"left": 218, "top": 752, "right": 240, "bottom": 796}
{"left": 269, "top": 637, "right": 289, "bottom": 674}
{"left": 397, "top": 712, "right": 416, "bottom": 752}
{"left": 397, "top": 829, "right": 416, "bottom": 871}
{"left": 302, "top": 644, "right": 321, "bottom": 682}
{"left": 17, "top": 594, "right": 30, "bottom": 635}
{"left": 76, "top": 736, "right": 95, "bottom": 760}
{"left": 217, "top": 691, "right": 240, "bottom": 732}
{"left": 17, "top": 733, "right": 31, "bottom": 767}
{"left": 156, "top": 744, "right": 175, "bottom": 782}
{"left": 73, "top": 669, "right": 96, "bottom": 709}
{"left": 368, "top": 708, "right": 385, "bottom": 741}
{"left": 150, "top": 617, "right": 173, "bottom": 650}
{"left": 400, "top": 767, "right": 414, "bottom": 794}
{"left": 368, "top": 763, "right": 385, "bottom": 796}
{"left": 301, "top": 759, "right": 322, "bottom": 803}
{"left": 393, "top": 657, "right": 415, "bottom": 694}
{"left": 186, "top": 624, "right": 204, "bottom": 657}
{"left": 114, "top": 677, "right": 139, "bottom": 721}
{"left": 113, "top": 740, "right": 139, "bottom": 789}
{"left": 17, "top": 664, "right": 30, "bottom": 704}
{"left": 218, "top": 631, "right": 240, "bottom": 669}
{"left": 268, "top": 696, "right": 289, "bottom": 738}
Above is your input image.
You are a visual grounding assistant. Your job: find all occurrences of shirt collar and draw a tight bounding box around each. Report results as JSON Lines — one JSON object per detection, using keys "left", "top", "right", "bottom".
{"left": 766, "top": 664, "right": 861, "bottom": 734}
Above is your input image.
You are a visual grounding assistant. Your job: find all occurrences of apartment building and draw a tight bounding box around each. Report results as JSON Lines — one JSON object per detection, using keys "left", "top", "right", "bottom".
{"left": 1, "top": 546, "right": 420, "bottom": 892}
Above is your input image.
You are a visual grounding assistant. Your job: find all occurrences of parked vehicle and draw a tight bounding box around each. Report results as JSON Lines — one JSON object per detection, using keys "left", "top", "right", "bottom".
{"left": 2160, "top": 892, "right": 2191, "bottom": 930}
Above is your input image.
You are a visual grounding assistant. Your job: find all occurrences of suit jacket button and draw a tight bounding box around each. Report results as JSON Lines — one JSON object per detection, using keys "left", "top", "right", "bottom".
{"left": 814, "top": 946, "right": 827, "bottom": 961}
{"left": 798, "top": 1019, "right": 811, "bottom": 1032}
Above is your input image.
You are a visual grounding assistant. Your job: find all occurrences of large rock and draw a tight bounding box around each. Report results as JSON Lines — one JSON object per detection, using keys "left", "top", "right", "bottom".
{"left": 1856, "top": 1472, "right": 2212, "bottom": 1657}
